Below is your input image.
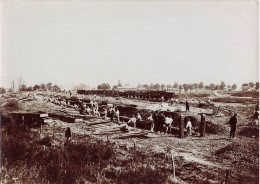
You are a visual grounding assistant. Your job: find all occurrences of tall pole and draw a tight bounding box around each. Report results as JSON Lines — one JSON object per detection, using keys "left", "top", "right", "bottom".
{"left": 200, "top": 113, "right": 206, "bottom": 137}
{"left": 179, "top": 114, "right": 184, "bottom": 138}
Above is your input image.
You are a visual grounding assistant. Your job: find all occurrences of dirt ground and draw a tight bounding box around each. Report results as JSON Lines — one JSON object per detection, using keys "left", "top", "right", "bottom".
{"left": 1, "top": 91, "right": 259, "bottom": 184}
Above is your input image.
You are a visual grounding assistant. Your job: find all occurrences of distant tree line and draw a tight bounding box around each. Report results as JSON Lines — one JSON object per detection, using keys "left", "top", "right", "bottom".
{"left": 0, "top": 80, "right": 259, "bottom": 94}
{"left": 0, "top": 82, "right": 62, "bottom": 93}
{"left": 134, "top": 81, "right": 237, "bottom": 93}
{"left": 241, "top": 82, "right": 259, "bottom": 91}
{"left": 93, "top": 80, "right": 259, "bottom": 93}
{"left": 96, "top": 80, "right": 240, "bottom": 93}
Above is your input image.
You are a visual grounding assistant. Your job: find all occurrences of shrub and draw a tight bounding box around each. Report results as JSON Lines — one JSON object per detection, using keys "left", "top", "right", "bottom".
{"left": 205, "top": 121, "right": 227, "bottom": 135}
{"left": 1, "top": 100, "right": 22, "bottom": 112}
{"left": 37, "top": 136, "right": 52, "bottom": 147}
{"left": 1, "top": 117, "right": 174, "bottom": 184}
{"left": 231, "top": 91, "right": 259, "bottom": 98}
{"left": 238, "top": 127, "right": 259, "bottom": 138}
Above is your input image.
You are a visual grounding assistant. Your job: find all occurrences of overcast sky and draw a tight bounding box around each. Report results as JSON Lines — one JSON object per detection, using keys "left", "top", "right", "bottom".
{"left": 1, "top": 0, "right": 258, "bottom": 89}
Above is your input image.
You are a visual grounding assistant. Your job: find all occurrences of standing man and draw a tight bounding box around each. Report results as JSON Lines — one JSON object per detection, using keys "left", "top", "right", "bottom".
{"left": 170, "top": 97, "right": 174, "bottom": 106}
{"left": 156, "top": 111, "right": 165, "bottom": 134}
{"left": 104, "top": 108, "right": 108, "bottom": 119}
{"left": 186, "top": 118, "right": 192, "bottom": 136}
{"left": 65, "top": 127, "right": 72, "bottom": 145}
{"left": 186, "top": 100, "right": 190, "bottom": 112}
{"left": 128, "top": 115, "right": 137, "bottom": 129}
{"left": 147, "top": 113, "right": 154, "bottom": 132}
{"left": 200, "top": 113, "right": 206, "bottom": 137}
{"left": 110, "top": 108, "right": 114, "bottom": 122}
{"left": 152, "top": 111, "right": 158, "bottom": 132}
{"left": 90, "top": 100, "right": 94, "bottom": 109}
{"left": 165, "top": 115, "right": 173, "bottom": 134}
{"left": 115, "top": 108, "right": 120, "bottom": 123}
{"left": 253, "top": 110, "right": 259, "bottom": 127}
{"left": 229, "top": 113, "right": 238, "bottom": 139}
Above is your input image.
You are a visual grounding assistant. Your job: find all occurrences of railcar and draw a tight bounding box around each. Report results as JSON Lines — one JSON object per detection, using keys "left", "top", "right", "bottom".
{"left": 77, "top": 89, "right": 175, "bottom": 101}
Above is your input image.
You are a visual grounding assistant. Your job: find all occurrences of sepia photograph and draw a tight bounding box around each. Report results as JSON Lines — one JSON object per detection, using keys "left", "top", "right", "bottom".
{"left": 0, "top": 0, "right": 259, "bottom": 183}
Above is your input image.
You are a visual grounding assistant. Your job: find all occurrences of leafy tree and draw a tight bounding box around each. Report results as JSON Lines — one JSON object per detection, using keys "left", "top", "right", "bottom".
{"left": 150, "top": 83, "right": 155, "bottom": 90}
{"left": 0, "top": 87, "right": 6, "bottom": 94}
{"left": 214, "top": 85, "right": 219, "bottom": 91}
{"left": 98, "top": 83, "right": 111, "bottom": 90}
{"left": 173, "top": 82, "right": 178, "bottom": 88}
{"left": 193, "top": 83, "right": 198, "bottom": 92}
{"left": 33, "top": 85, "right": 40, "bottom": 91}
{"left": 183, "top": 84, "right": 189, "bottom": 92}
{"left": 155, "top": 83, "right": 161, "bottom": 90}
{"left": 249, "top": 82, "right": 255, "bottom": 88}
{"left": 161, "top": 84, "right": 166, "bottom": 90}
{"left": 188, "top": 84, "right": 193, "bottom": 92}
{"left": 209, "top": 83, "right": 215, "bottom": 91}
{"left": 178, "top": 85, "right": 183, "bottom": 93}
{"left": 143, "top": 84, "right": 150, "bottom": 90}
{"left": 199, "top": 82, "right": 204, "bottom": 90}
{"left": 47, "top": 83, "right": 52, "bottom": 90}
{"left": 40, "top": 83, "right": 47, "bottom": 91}
{"left": 20, "top": 84, "right": 27, "bottom": 91}
{"left": 220, "top": 81, "right": 226, "bottom": 91}
{"left": 112, "top": 85, "right": 118, "bottom": 91}
{"left": 27, "top": 86, "right": 33, "bottom": 91}
{"left": 242, "top": 83, "right": 249, "bottom": 91}
{"left": 255, "top": 82, "right": 259, "bottom": 91}
{"left": 232, "top": 84, "right": 237, "bottom": 90}
{"left": 166, "top": 84, "right": 171, "bottom": 89}
{"left": 205, "top": 85, "right": 210, "bottom": 90}
{"left": 53, "top": 85, "right": 61, "bottom": 92}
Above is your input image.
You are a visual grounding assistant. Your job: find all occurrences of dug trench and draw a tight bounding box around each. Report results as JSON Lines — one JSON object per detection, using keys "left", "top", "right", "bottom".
{"left": 115, "top": 105, "right": 227, "bottom": 136}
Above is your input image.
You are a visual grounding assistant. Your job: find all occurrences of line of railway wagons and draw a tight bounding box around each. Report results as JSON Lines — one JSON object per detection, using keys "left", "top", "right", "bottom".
{"left": 77, "top": 90, "right": 175, "bottom": 101}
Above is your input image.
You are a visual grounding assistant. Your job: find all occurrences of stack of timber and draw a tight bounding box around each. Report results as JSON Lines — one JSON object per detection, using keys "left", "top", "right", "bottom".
{"left": 40, "top": 113, "right": 53, "bottom": 123}
{"left": 49, "top": 112, "right": 75, "bottom": 123}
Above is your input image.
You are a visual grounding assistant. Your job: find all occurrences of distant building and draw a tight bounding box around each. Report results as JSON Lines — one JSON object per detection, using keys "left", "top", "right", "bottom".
{"left": 137, "top": 87, "right": 148, "bottom": 91}
{"left": 166, "top": 87, "right": 180, "bottom": 93}
{"left": 117, "top": 87, "right": 137, "bottom": 92}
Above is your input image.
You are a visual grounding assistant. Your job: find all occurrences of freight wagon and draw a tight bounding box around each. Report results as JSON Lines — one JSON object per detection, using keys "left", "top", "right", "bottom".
{"left": 77, "top": 90, "right": 175, "bottom": 101}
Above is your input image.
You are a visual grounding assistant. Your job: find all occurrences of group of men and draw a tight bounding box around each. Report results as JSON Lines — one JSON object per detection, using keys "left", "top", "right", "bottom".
{"left": 147, "top": 111, "right": 193, "bottom": 135}
{"left": 80, "top": 100, "right": 100, "bottom": 116}
{"left": 104, "top": 105, "right": 120, "bottom": 123}
{"left": 44, "top": 96, "right": 68, "bottom": 107}
{"left": 147, "top": 111, "right": 174, "bottom": 134}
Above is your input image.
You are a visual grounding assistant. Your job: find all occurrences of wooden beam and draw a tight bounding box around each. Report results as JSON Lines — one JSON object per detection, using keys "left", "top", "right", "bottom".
{"left": 114, "top": 132, "right": 148, "bottom": 139}
{"left": 40, "top": 114, "right": 48, "bottom": 118}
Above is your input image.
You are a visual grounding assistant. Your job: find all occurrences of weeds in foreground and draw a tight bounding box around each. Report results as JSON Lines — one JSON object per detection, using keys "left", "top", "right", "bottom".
{"left": 1, "top": 114, "right": 169, "bottom": 184}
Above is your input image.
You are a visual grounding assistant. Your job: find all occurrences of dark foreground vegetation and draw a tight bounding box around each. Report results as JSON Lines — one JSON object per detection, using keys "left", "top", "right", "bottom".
{"left": 1, "top": 113, "right": 170, "bottom": 184}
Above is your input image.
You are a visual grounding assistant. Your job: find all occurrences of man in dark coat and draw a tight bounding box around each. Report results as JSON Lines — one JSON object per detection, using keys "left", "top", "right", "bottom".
{"left": 152, "top": 111, "right": 158, "bottom": 132}
{"left": 186, "top": 100, "right": 190, "bottom": 112}
{"left": 65, "top": 127, "right": 72, "bottom": 146}
{"left": 156, "top": 112, "right": 165, "bottom": 134}
{"left": 229, "top": 113, "right": 237, "bottom": 138}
